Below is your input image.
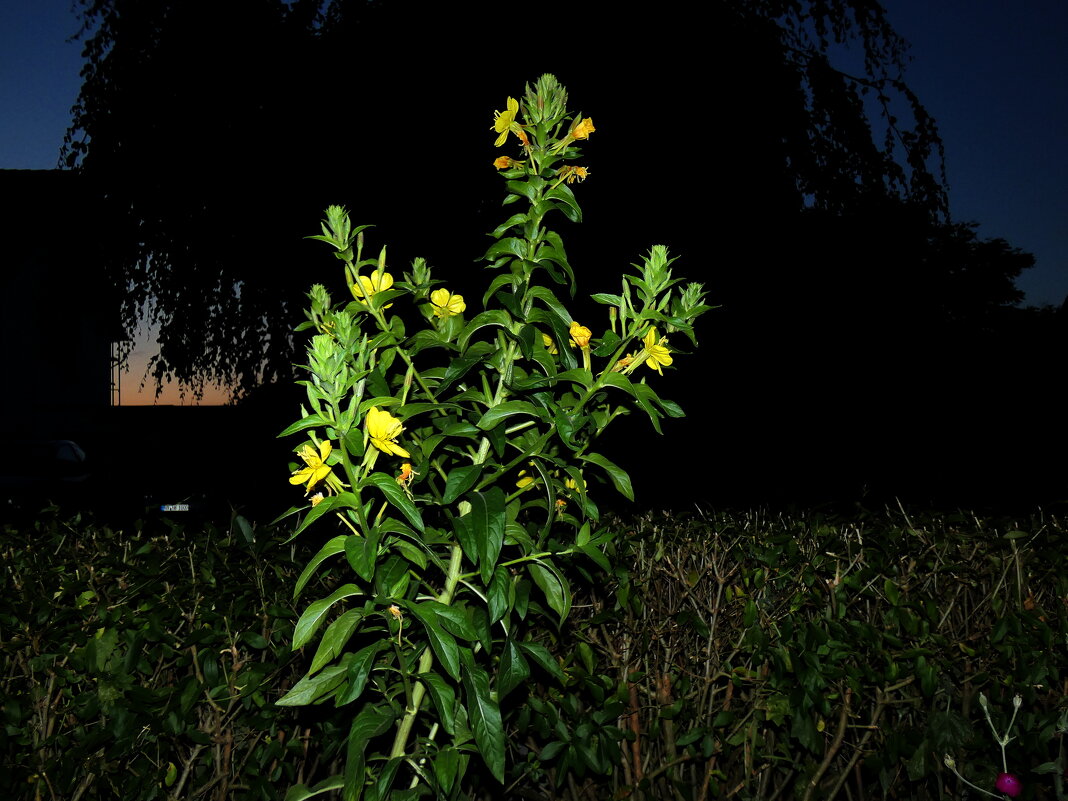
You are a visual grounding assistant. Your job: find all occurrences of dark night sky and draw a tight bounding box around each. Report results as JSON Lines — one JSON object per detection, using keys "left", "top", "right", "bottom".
{"left": 3, "top": 0, "right": 1067, "bottom": 408}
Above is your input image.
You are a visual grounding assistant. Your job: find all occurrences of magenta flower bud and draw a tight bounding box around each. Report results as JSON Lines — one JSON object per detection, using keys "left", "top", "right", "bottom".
{"left": 995, "top": 773, "right": 1022, "bottom": 797}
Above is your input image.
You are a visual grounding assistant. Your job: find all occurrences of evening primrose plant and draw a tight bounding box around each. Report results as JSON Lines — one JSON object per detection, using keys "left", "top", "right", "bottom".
{"left": 277, "top": 74, "right": 711, "bottom": 801}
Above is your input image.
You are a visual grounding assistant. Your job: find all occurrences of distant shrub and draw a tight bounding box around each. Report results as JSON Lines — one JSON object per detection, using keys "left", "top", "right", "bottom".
{"left": 0, "top": 509, "right": 346, "bottom": 801}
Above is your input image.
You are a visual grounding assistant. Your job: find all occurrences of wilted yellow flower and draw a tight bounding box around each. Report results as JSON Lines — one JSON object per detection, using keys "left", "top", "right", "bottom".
{"left": 493, "top": 156, "right": 520, "bottom": 170}
{"left": 290, "top": 440, "right": 333, "bottom": 493}
{"left": 430, "top": 288, "right": 466, "bottom": 318}
{"left": 396, "top": 463, "right": 415, "bottom": 486}
{"left": 310, "top": 492, "right": 325, "bottom": 506}
{"left": 613, "top": 354, "right": 635, "bottom": 372}
{"left": 366, "top": 406, "right": 410, "bottom": 458}
{"left": 350, "top": 270, "right": 394, "bottom": 307}
{"left": 556, "top": 165, "right": 589, "bottom": 184}
{"left": 492, "top": 97, "right": 529, "bottom": 147}
{"left": 642, "top": 327, "right": 673, "bottom": 375}
{"left": 571, "top": 117, "right": 595, "bottom": 140}
{"left": 568, "top": 321, "right": 592, "bottom": 349}
{"left": 542, "top": 333, "right": 558, "bottom": 355}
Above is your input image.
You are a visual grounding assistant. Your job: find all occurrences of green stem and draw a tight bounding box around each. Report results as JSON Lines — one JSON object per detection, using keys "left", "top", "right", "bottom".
{"left": 389, "top": 545, "right": 464, "bottom": 760}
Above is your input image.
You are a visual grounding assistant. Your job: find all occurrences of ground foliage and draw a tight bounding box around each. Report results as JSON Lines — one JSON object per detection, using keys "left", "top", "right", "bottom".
{"left": 516, "top": 505, "right": 1068, "bottom": 801}
{"left": 2, "top": 504, "right": 1065, "bottom": 800}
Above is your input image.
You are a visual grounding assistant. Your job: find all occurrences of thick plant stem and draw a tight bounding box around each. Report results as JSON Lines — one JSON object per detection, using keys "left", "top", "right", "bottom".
{"left": 389, "top": 544, "right": 465, "bottom": 760}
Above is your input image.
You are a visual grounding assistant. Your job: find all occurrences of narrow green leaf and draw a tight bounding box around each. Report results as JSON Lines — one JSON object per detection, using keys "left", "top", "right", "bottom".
{"left": 360, "top": 472, "right": 424, "bottom": 531}
{"left": 418, "top": 671, "right": 458, "bottom": 735}
{"left": 580, "top": 452, "right": 634, "bottom": 501}
{"left": 278, "top": 413, "right": 334, "bottom": 438}
{"left": 476, "top": 400, "right": 545, "bottom": 431}
{"left": 293, "top": 583, "right": 362, "bottom": 650}
{"left": 460, "top": 652, "right": 505, "bottom": 783}
{"left": 276, "top": 663, "right": 348, "bottom": 706}
{"left": 336, "top": 641, "right": 387, "bottom": 707}
{"left": 283, "top": 776, "right": 345, "bottom": 801}
{"left": 544, "top": 186, "right": 582, "bottom": 223}
{"left": 468, "top": 487, "right": 506, "bottom": 584}
{"left": 294, "top": 535, "right": 346, "bottom": 599}
{"left": 418, "top": 600, "right": 478, "bottom": 641}
{"left": 518, "top": 641, "right": 566, "bottom": 684}
{"left": 309, "top": 608, "right": 365, "bottom": 675}
{"left": 498, "top": 639, "right": 530, "bottom": 699}
{"left": 487, "top": 566, "right": 510, "bottom": 624}
{"left": 457, "top": 309, "right": 513, "bottom": 353}
{"left": 406, "top": 603, "right": 461, "bottom": 680}
{"left": 528, "top": 561, "right": 571, "bottom": 623}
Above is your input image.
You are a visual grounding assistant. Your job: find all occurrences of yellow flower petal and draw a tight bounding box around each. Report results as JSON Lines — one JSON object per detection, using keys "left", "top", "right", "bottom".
{"left": 430, "top": 288, "right": 466, "bottom": 318}
{"left": 366, "top": 406, "right": 411, "bottom": 458}
{"left": 568, "top": 321, "right": 592, "bottom": 349}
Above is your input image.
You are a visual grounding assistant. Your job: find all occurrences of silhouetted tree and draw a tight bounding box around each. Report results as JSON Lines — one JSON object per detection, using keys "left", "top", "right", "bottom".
{"left": 64, "top": 0, "right": 982, "bottom": 401}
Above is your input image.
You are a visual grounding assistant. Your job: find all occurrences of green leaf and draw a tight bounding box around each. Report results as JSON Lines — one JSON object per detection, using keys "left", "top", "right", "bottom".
{"left": 443, "top": 464, "right": 483, "bottom": 505}
{"left": 458, "top": 309, "right": 513, "bottom": 352}
{"left": 418, "top": 600, "right": 478, "bottom": 641}
{"left": 498, "top": 639, "right": 530, "bottom": 699}
{"left": 336, "top": 641, "right": 387, "bottom": 706}
{"left": 580, "top": 452, "right": 634, "bottom": 501}
{"left": 278, "top": 413, "right": 335, "bottom": 438}
{"left": 452, "top": 514, "right": 479, "bottom": 568}
{"left": 309, "top": 608, "right": 365, "bottom": 675}
{"left": 482, "top": 236, "right": 528, "bottom": 261}
{"left": 544, "top": 185, "right": 582, "bottom": 223}
{"left": 294, "top": 535, "right": 347, "bottom": 599}
{"left": 487, "top": 566, "right": 511, "bottom": 624}
{"left": 529, "top": 560, "right": 571, "bottom": 623}
{"left": 293, "top": 583, "right": 362, "bottom": 650}
{"left": 590, "top": 293, "right": 622, "bottom": 306}
{"left": 359, "top": 472, "right": 424, "bottom": 532}
{"left": 418, "top": 671, "right": 458, "bottom": 735}
{"left": 345, "top": 530, "right": 381, "bottom": 584}
{"left": 477, "top": 400, "right": 545, "bottom": 431}
{"left": 283, "top": 776, "right": 345, "bottom": 801}
{"left": 344, "top": 704, "right": 396, "bottom": 800}
{"left": 276, "top": 663, "right": 348, "bottom": 706}
{"left": 406, "top": 603, "right": 461, "bottom": 680}
{"left": 433, "top": 748, "right": 461, "bottom": 795}
{"left": 490, "top": 212, "right": 530, "bottom": 239}
{"left": 468, "top": 487, "right": 506, "bottom": 584}
{"left": 460, "top": 651, "right": 505, "bottom": 783}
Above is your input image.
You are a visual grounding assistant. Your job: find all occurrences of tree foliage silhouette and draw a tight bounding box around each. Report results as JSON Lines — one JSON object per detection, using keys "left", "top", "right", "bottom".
{"left": 66, "top": 0, "right": 970, "bottom": 399}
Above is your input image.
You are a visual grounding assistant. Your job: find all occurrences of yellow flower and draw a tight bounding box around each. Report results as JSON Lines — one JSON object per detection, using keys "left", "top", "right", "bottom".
{"left": 366, "top": 406, "right": 411, "bottom": 458}
{"left": 289, "top": 440, "right": 333, "bottom": 493}
{"left": 542, "top": 333, "right": 558, "bottom": 354}
{"left": 568, "top": 321, "right": 592, "bottom": 349}
{"left": 642, "top": 327, "right": 673, "bottom": 375}
{"left": 430, "top": 288, "right": 466, "bottom": 318}
{"left": 516, "top": 471, "right": 536, "bottom": 490}
{"left": 350, "top": 270, "right": 394, "bottom": 306}
{"left": 492, "top": 97, "right": 528, "bottom": 147}
{"left": 565, "top": 475, "right": 586, "bottom": 493}
{"left": 571, "top": 117, "right": 595, "bottom": 140}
